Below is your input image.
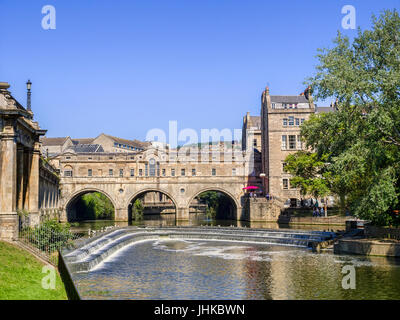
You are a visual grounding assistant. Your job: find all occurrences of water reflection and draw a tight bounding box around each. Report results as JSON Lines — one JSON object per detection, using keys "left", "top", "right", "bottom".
{"left": 70, "top": 214, "right": 343, "bottom": 234}
{"left": 74, "top": 239, "right": 400, "bottom": 300}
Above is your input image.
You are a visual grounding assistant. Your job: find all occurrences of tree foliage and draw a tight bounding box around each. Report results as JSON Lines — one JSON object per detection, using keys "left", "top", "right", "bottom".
{"left": 76, "top": 192, "right": 115, "bottom": 220}
{"left": 199, "top": 191, "right": 233, "bottom": 219}
{"left": 132, "top": 199, "right": 144, "bottom": 221}
{"left": 286, "top": 10, "right": 400, "bottom": 226}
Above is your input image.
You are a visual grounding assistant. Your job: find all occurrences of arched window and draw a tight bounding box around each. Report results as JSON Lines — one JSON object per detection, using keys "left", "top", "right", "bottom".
{"left": 64, "top": 165, "right": 73, "bottom": 177}
{"left": 149, "top": 158, "right": 156, "bottom": 176}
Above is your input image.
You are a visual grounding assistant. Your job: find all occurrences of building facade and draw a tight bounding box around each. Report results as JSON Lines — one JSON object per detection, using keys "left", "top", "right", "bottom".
{"left": 261, "top": 86, "right": 315, "bottom": 205}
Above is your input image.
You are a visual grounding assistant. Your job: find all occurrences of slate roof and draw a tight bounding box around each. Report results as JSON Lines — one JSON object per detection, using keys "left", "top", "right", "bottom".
{"left": 41, "top": 137, "right": 69, "bottom": 146}
{"left": 104, "top": 134, "right": 149, "bottom": 149}
{"left": 270, "top": 95, "right": 310, "bottom": 104}
{"left": 72, "top": 138, "right": 94, "bottom": 145}
{"left": 316, "top": 106, "right": 336, "bottom": 113}
{"left": 70, "top": 144, "right": 104, "bottom": 153}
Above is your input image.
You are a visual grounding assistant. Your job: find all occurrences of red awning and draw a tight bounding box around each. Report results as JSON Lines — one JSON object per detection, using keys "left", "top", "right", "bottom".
{"left": 242, "top": 186, "right": 259, "bottom": 190}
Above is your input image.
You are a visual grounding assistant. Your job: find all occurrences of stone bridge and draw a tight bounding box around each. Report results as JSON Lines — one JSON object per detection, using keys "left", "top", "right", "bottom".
{"left": 59, "top": 175, "right": 247, "bottom": 221}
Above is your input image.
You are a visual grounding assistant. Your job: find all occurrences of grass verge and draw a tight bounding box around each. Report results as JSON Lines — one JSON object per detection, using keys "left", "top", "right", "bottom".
{"left": 0, "top": 241, "right": 67, "bottom": 300}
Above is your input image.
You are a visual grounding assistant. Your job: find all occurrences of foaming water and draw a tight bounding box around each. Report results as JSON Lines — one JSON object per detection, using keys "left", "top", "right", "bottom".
{"left": 73, "top": 239, "right": 400, "bottom": 300}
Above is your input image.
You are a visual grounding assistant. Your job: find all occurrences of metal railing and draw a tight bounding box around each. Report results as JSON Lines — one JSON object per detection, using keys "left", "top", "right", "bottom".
{"left": 18, "top": 216, "right": 84, "bottom": 265}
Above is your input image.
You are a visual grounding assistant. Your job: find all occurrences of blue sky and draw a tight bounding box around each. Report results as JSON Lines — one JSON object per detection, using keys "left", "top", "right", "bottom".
{"left": 1, "top": 0, "right": 399, "bottom": 141}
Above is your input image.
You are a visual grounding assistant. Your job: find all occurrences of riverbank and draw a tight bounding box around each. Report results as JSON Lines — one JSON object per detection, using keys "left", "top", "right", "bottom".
{"left": 0, "top": 241, "right": 67, "bottom": 300}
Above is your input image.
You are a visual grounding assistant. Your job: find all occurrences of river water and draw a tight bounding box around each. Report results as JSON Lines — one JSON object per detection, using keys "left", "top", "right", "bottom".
{"left": 71, "top": 217, "right": 400, "bottom": 300}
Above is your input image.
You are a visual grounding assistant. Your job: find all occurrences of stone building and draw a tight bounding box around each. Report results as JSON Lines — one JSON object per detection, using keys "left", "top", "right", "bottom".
{"left": 0, "top": 81, "right": 59, "bottom": 239}
{"left": 260, "top": 86, "right": 316, "bottom": 205}
{"left": 242, "top": 112, "right": 261, "bottom": 153}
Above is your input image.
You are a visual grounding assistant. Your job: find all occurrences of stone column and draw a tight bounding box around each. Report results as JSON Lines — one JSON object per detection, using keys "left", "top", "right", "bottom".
{"left": 16, "top": 145, "right": 25, "bottom": 210}
{"left": 23, "top": 148, "right": 32, "bottom": 210}
{"left": 0, "top": 132, "right": 18, "bottom": 240}
{"left": 27, "top": 145, "right": 40, "bottom": 226}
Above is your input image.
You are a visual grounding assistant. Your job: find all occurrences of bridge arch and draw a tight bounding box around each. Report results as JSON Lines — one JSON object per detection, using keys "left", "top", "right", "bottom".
{"left": 64, "top": 188, "right": 117, "bottom": 222}
{"left": 126, "top": 188, "right": 179, "bottom": 219}
{"left": 126, "top": 188, "right": 178, "bottom": 209}
{"left": 187, "top": 187, "right": 240, "bottom": 220}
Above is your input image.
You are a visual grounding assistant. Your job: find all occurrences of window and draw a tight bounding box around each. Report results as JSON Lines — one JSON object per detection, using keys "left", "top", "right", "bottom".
{"left": 162, "top": 168, "right": 166, "bottom": 176}
{"left": 139, "top": 169, "right": 143, "bottom": 176}
{"left": 289, "top": 135, "right": 296, "bottom": 149}
{"left": 119, "top": 169, "right": 124, "bottom": 177}
{"left": 192, "top": 168, "right": 196, "bottom": 176}
{"left": 181, "top": 169, "right": 185, "bottom": 176}
{"left": 282, "top": 162, "right": 287, "bottom": 171}
{"left": 253, "top": 139, "right": 257, "bottom": 147}
{"left": 272, "top": 103, "right": 276, "bottom": 109}
{"left": 295, "top": 118, "right": 300, "bottom": 126}
{"left": 297, "top": 135, "right": 302, "bottom": 149}
{"left": 109, "top": 169, "right": 113, "bottom": 176}
{"left": 212, "top": 168, "right": 216, "bottom": 176}
{"left": 88, "top": 169, "right": 92, "bottom": 177}
{"left": 88, "top": 157, "right": 92, "bottom": 160}
{"left": 66, "top": 156, "right": 71, "bottom": 160}
{"left": 283, "top": 103, "right": 287, "bottom": 108}
{"left": 283, "top": 179, "right": 289, "bottom": 190}
{"left": 288, "top": 116, "right": 294, "bottom": 126}
{"left": 64, "top": 170, "right": 72, "bottom": 177}
{"left": 145, "top": 163, "right": 148, "bottom": 176}
{"left": 130, "top": 169, "right": 135, "bottom": 177}
{"left": 301, "top": 118, "right": 305, "bottom": 124}
{"left": 149, "top": 159, "right": 156, "bottom": 176}
{"left": 171, "top": 169, "right": 175, "bottom": 177}
{"left": 281, "top": 135, "right": 287, "bottom": 149}
{"left": 232, "top": 168, "right": 236, "bottom": 176}
{"left": 283, "top": 118, "right": 288, "bottom": 126}
{"left": 157, "top": 162, "right": 160, "bottom": 176}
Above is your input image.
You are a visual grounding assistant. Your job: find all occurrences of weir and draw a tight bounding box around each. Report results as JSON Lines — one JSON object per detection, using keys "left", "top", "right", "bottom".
{"left": 61, "top": 226, "right": 336, "bottom": 273}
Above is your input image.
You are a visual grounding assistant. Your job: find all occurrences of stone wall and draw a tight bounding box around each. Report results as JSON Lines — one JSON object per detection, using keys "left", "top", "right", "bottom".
{"left": 278, "top": 215, "right": 347, "bottom": 226}
{"left": 243, "top": 197, "right": 281, "bottom": 222}
{"left": 365, "top": 225, "right": 400, "bottom": 240}
{"left": 334, "top": 238, "right": 400, "bottom": 257}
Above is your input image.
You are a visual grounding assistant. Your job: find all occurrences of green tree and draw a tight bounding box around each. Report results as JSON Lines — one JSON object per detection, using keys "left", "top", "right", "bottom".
{"left": 76, "top": 192, "right": 114, "bottom": 220}
{"left": 132, "top": 199, "right": 144, "bottom": 221}
{"left": 284, "top": 151, "right": 331, "bottom": 215}
{"left": 297, "top": 9, "right": 400, "bottom": 226}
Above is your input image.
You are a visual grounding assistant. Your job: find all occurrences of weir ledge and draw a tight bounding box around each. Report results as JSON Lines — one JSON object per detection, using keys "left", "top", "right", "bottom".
{"left": 61, "top": 226, "right": 337, "bottom": 274}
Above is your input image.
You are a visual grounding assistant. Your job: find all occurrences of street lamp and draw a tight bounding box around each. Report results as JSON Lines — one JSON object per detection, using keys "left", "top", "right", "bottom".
{"left": 26, "top": 79, "right": 32, "bottom": 112}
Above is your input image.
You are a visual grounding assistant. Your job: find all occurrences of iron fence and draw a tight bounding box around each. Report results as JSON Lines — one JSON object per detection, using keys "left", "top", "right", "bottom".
{"left": 18, "top": 215, "right": 84, "bottom": 265}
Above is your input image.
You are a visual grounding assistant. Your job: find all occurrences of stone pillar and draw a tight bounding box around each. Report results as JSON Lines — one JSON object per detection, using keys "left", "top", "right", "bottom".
{"left": 16, "top": 146, "right": 25, "bottom": 210}
{"left": 59, "top": 208, "right": 68, "bottom": 222}
{"left": 176, "top": 207, "right": 189, "bottom": 220}
{"left": 23, "top": 148, "right": 32, "bottom": 210}
{"left": 115, "top": 208, "right": 128, "bottom": 221}
{"left": 27, "top": 146, "right": 40, "bottom": 226}
{"left": 0, "top": 133, "right": 18, "bottom": 240}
